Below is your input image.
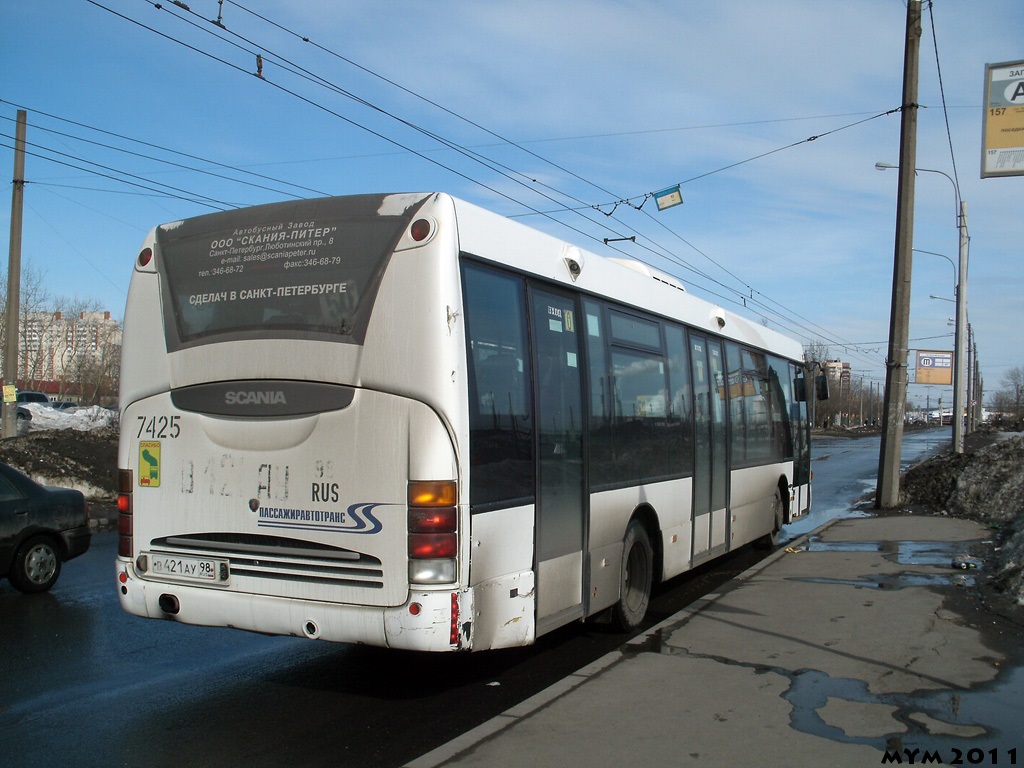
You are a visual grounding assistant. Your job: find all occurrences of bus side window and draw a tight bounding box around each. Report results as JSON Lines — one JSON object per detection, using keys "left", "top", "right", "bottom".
{"left": 665, "top": 324, "right": 693, "bottom": 476}
{"left": 475, "top": 353, "right": 524, "bottom": 415}
{"left": 462, "top": 263, "right": 535, "bottom": 511}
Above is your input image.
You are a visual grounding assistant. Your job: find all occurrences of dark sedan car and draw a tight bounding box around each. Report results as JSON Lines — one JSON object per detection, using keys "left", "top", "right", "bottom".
{"left": 0, "top": 462, "right": 91, "bottom": 593}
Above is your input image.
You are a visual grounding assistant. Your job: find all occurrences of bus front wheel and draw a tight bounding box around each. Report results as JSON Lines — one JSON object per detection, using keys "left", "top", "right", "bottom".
{"left": 611, "top": 520, "right": 653, "bottom": 631}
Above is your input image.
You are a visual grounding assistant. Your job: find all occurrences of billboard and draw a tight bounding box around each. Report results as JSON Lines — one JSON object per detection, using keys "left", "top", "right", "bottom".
{"left": 982, "top": 60, "right": 1024, "bottom": 178}
{"left": 916, "top": 350, "right": 953, "bottom": 385}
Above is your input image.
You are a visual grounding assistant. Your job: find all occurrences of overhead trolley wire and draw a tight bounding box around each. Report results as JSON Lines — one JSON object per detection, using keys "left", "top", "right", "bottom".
{"left": 102, "top": 0, "right": 645, "bottom": 255}
{"left": 0, "top": 105, "right": 320, "bottom": 200}
{"left": 0, "top": 129, "right": 238, "bottom": 210}
{"left": 77, "top": 0, "right": 890, "bottom": 367}
{"left": 223, "top": 0, "right": 626, "bottom": 205}
{"left": 925, "top": 0, "right": 963, "bottom": 200}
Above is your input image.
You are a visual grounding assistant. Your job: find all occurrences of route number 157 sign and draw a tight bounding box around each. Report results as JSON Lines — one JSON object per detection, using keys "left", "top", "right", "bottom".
{"left": 982, "top": 59, "right": 1024, "bottom": 179}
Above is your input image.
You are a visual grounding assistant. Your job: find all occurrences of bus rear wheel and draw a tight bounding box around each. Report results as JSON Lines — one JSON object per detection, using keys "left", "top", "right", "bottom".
{"left": 755, "top": 487, "right": 785, "bottom": 550}
{"left": 611, "top": 520, "right": 653, "bottom": 631}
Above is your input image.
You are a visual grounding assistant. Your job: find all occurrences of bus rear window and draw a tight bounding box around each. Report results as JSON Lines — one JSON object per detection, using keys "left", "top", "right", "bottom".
{"left": 154, "top": 195, "right": 426, "bottom": 349}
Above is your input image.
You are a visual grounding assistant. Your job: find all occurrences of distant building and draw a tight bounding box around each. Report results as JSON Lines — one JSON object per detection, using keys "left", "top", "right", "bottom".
{"left": 824, "top": 359, "right": 851, "bottom": 390}
{"left": 11, "top": 310, "right": 121, "bottom": 400}
{"left": 824, "top": 359, "right": 853, "bottom": 427}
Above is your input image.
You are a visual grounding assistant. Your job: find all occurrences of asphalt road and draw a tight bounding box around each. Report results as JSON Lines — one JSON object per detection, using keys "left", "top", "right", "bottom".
{"left": 0, "top": 428, "right": 952, "bottom": 768}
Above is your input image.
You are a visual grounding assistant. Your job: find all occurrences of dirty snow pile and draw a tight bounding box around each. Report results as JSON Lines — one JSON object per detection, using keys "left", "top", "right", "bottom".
{"left": 22, "top": 402, "right": 119, "bottom": 432}
{"left": 0, "top": 405, "right": 120, "bottom": 504}
{"left": 902, "top": 433, "right": 1024, "bottom": 606}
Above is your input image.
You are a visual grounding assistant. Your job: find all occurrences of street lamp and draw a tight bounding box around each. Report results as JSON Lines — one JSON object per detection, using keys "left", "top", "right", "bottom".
{"left": 876, "top": 161, "right": 969, "bottom": 453}
{"left": 914, "top": 248, "right": 956, "bottom": 285}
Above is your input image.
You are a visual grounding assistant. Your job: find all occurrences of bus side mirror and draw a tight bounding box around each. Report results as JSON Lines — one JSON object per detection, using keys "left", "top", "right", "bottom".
{"left": 794, "top": 377, "right": 807, "bottom": 402}
{"left": 815, "top": 374, "right": 830, "bottom": 401}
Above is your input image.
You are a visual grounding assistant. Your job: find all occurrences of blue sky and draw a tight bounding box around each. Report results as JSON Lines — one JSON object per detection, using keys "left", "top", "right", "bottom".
{"left": 2, "top": 0, "right": 1022, "bottom": 406}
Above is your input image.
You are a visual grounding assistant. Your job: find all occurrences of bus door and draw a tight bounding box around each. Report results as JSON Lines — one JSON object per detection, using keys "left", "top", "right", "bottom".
{"left": 690, "top": 334, "right": 729, "bottom": 560}
{"left": 530, "top": 287, "right": 586, "bottom": 631}
{"left": 791, "top": 363, "right": 812, "bottom": 516}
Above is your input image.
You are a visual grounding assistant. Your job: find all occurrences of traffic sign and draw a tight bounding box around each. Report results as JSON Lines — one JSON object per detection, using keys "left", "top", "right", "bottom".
{"left": 916, "top": 350, "right": 953, "bottom": 384}
{"left": 982, "top": 59, "right": 1024, "bottom": 178}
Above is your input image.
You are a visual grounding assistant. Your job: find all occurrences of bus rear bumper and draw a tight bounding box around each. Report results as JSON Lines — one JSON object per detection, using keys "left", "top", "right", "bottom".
{"left": 116, "top": 558, "right": 474, "bottom": 652}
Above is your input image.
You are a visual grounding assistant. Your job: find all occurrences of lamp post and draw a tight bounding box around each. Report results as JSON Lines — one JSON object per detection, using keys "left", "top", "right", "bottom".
{"left": 876, "top": 162, "right": 968, "bottom": 453}
{"left": 915, "top": 248, "right": 956, "bottom": 286}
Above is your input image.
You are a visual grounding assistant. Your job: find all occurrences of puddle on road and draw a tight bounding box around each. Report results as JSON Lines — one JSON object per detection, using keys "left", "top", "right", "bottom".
{"left": 779, "top": 535, "right": 1021, "bottom": 756}
{"left": 783, "top": 664, "right": 1024, "bottom": 758}
{"left": 801, "top": 536, "right": 987, "bottom": 566}
{"left": 787, "top": 537, "right": 985, "bottom": 590}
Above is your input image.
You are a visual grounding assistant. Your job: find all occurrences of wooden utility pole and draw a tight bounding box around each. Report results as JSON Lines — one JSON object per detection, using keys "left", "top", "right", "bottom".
{"left": 3, "top": 110, "right": 26, "bottom": 439}
{"left": 876, "top": 0, "right": 921, "bottom": 508}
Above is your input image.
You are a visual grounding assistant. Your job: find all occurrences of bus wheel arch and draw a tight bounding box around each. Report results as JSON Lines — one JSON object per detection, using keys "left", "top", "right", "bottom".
{"left": 610, "top": 507, "right": 658, "bottom": 631}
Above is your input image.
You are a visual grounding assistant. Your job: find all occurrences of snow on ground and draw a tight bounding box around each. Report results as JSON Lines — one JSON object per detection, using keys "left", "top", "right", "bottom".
{"left": 0, "top": 404, "right": 119, "bottom": 505}
{"left": 22, "top": 402, "right": 119, "bottom": 432}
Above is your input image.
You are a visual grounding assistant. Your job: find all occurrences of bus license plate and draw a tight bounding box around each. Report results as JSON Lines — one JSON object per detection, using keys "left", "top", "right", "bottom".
{"left": 148, "top": 554, "right": 228, "bottom": 583}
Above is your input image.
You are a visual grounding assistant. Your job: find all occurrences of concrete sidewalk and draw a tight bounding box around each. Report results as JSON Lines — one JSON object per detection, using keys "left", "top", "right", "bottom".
{"left": 407, "top": 515, "right": 1022, "bottom": 767}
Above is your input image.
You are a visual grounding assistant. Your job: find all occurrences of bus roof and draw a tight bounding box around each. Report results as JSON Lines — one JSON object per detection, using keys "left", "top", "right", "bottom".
{"left": 446, "top": 194, "right": 805, "bottom": 362}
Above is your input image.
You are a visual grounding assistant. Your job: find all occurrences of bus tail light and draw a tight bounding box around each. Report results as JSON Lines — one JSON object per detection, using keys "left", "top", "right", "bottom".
{"left": 408, "top": 480, "right": 457, "bottom": 584}
{"left": 117, "top": 469, "right": 133, "bottom": 558}
{"left": 410, "top": 218, "right": 431, "bottom": 242}
{"left": 409, "top": 533, "right": 457, "bottom": 559}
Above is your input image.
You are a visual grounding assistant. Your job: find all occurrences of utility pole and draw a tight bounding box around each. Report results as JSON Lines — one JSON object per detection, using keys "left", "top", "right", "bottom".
{"left": 859, "top": 376, "right": 864, "bottom": 425}
{"left": 876, "top": 0, "right": 921, "bottom": 509}
{"left": 951, "top": 200, "right": 968, "bottom": 452}
{"left": 3, "top": 110, "right": 26, "bottom": 440}
{"left": 971, "top": 326, "right": 981, "bottom": 429}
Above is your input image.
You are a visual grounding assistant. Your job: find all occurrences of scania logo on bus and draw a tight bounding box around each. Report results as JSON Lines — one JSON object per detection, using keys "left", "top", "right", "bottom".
{"left": 224, "top": 390, "right": 287, "bottom": 406}
{"left": 171, "top": 380, "right": 354, "bottom": 417}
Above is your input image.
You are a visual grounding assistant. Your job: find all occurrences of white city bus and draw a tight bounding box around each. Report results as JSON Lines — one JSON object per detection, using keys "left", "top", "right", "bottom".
{"left": 116, "top": 192, "right": 813, "bottom": 652}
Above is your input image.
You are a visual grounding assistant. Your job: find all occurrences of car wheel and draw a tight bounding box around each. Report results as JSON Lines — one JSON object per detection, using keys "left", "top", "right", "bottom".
{"left": 611, "top": 520, "right": 653, "bottom": 631}
{"left": 10, "top": 535, "right": 63, "bottom": 593}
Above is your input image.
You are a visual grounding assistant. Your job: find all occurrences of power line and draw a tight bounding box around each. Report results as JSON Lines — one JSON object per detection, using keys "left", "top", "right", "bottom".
{"left": 224, "top": 0, "right": 626, "bottom": 205}
{"left": 925, "top": 1, "right": 962, "bottom": 200}
{"left": 24, "top": 199, "right": 127, "bottom": 296}
{"left": 89, "top": 0, "right": 636, "bottom": 253}
{"left": 158, "top": 0, "right": 902, "bottom": 355}
{"left": 0, "top": 131, "right": 237, "bottom": 210}
{"left": 0, "top": 108, "right": 316, "bottom": 200}
{"left": 52, "top": 2, "right": 896, "bottom": 374}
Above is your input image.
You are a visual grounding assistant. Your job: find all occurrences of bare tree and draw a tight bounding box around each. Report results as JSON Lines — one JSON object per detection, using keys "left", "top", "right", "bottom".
{"left": 65, "top": 312, "right": 122, "bottom": 406}
{"left": 992, "top": 367, "right": 1024, "bottom": 423}
{"left": 51, "top": 299, "right": 103, "bottom": 398}
{"left": 0, "top": 264, "right": 57, "bottom": 388}
{"left": 803, "top": 341, "right": 838, "bottom": 428}
{"left": 0, "top": 265, "right": 119, "bottom": 403}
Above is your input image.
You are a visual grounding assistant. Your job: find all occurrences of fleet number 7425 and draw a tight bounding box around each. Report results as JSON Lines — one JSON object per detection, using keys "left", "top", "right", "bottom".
{"left": 136, "top": 415, "right": 181, "bottom": 439}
